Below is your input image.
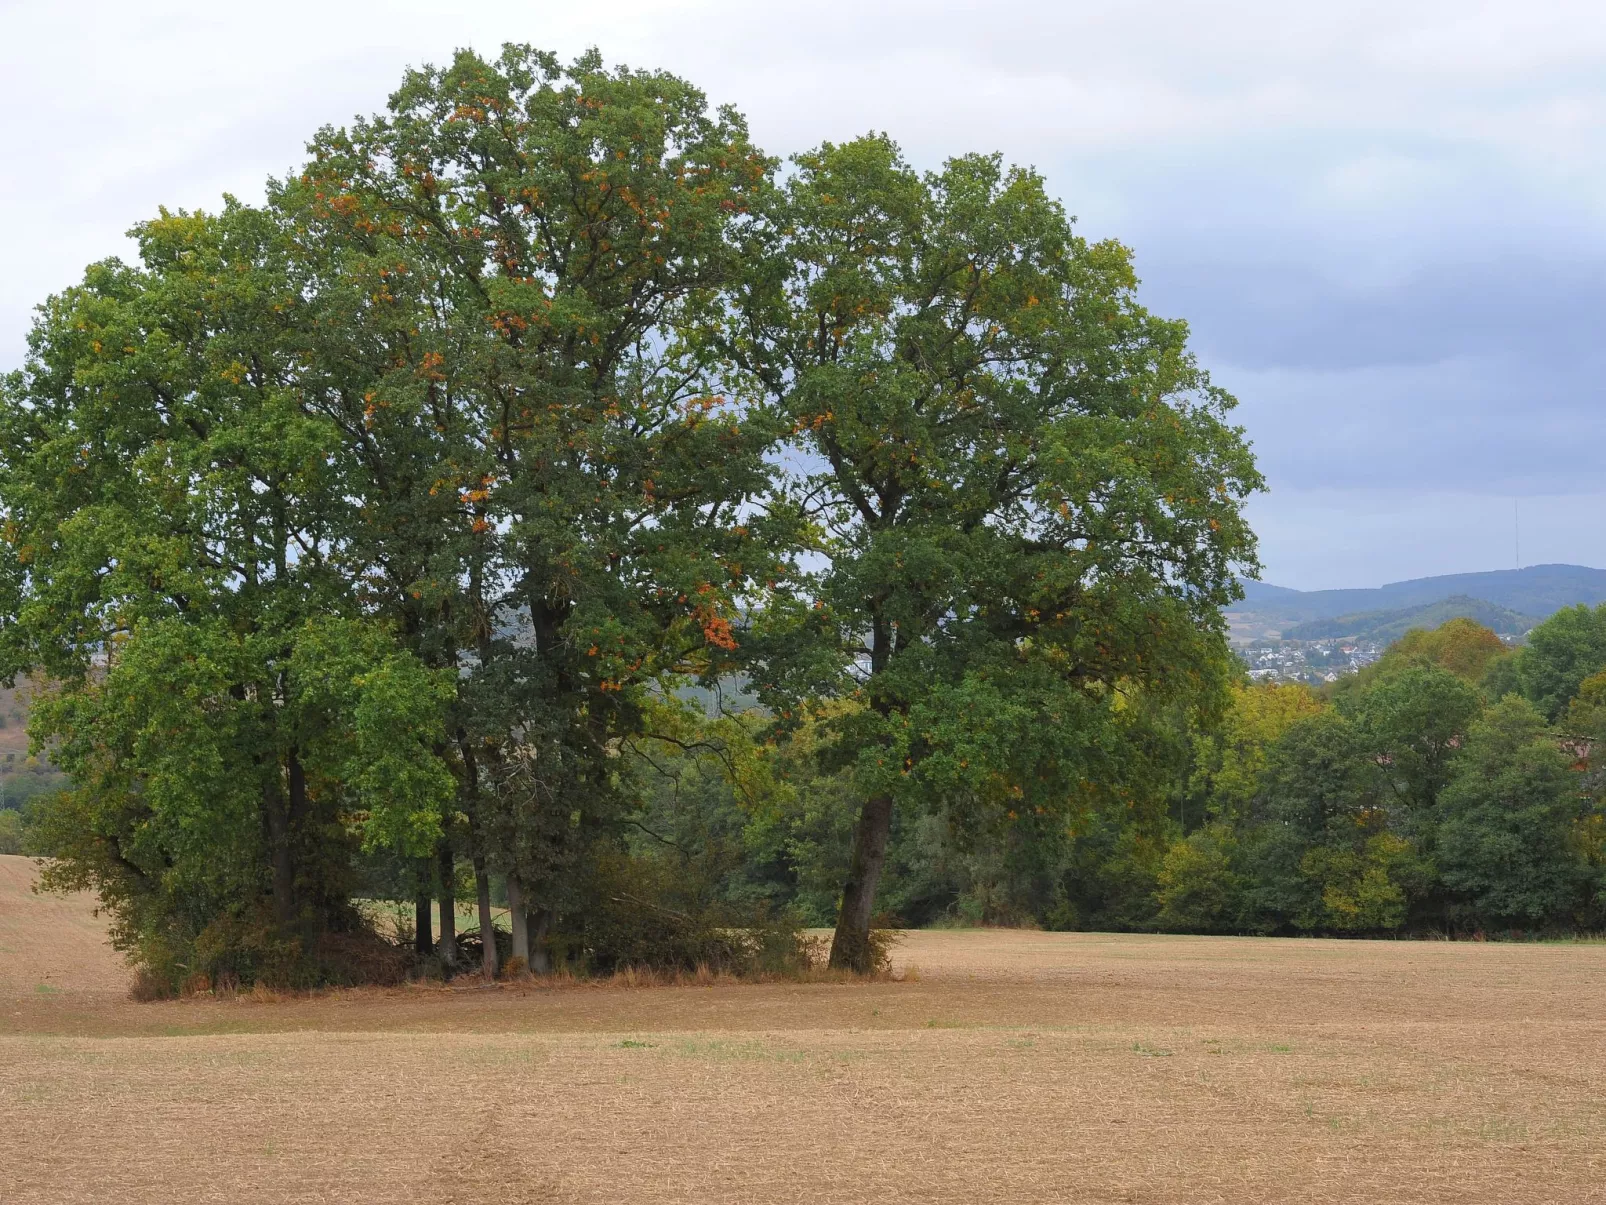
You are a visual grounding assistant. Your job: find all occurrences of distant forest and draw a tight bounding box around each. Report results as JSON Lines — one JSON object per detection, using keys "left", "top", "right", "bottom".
{"left": 1238, "top": 563, "right": 1606, "bottom": 620}
{"left": 1281, "top": 595, "right": 1534, "bottom": 643}
{"left": 613, "top": 608, "right": 1606, "bottom": 937}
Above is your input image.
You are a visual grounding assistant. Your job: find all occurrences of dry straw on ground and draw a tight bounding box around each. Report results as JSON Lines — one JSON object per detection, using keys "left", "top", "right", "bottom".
{"left": 2, "top": 854, "right": 1603, "bottom": 1203}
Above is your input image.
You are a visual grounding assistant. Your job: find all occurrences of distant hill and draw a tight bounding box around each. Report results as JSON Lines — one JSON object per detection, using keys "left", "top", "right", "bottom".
{"left": 1234, "top": 564, "right": 1606, "bottom": 621}
{"left": 1228, "top": 564, "right": 1606, "bottom": 643}
{"left": 1235, "top": 579, "right": 1307, "bottom": 604}
{"left": 1281, "top": 595, "right": 1536, "bottom": 644}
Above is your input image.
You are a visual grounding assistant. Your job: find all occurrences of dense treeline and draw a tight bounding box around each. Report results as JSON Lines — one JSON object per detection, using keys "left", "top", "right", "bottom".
{"left": 658, "top": 613, "right": 1603, "bottom": 938}
{"left": 0, "top": 46, "right": 1257, "bottom": 989}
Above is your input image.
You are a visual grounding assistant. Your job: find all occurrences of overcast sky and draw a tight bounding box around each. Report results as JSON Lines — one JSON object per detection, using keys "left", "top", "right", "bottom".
{"left": 3, "top": 0, "right": 1602, "bottom": 589}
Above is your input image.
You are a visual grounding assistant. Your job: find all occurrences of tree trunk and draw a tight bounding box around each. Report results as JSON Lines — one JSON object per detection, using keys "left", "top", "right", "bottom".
{"left": 264, "top": 781, "right": 295, "bottom": 929}
{"left": 530, "top": 908, "right": 552, "bottom": 975}
{"left": 474, "top": 857, "right": 498, "bottom": 979}
{"left": 507, "top": 874, "right": 529, "bottom": 968}
{"left": 437, "top": 840, "right": 457, "bottom": 967}
{"left": 414, "top": 864, "right": 433, "bottom": 957}
{"left": 287, "top": 749, "right": 308, "bottom": 835}
{"left": 288, "top": 749, "right": 311, "bottom": 914}
{"left": 829, "top": 793, "right": 895, "bottom": 972}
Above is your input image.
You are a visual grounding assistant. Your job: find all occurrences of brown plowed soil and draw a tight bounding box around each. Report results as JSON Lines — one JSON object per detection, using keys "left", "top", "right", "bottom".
{"left": 2, "top": 855, "right": 1603, "bottom": 1203}
{"left": 0, "top": 855, "right": 126, "bottom": 996}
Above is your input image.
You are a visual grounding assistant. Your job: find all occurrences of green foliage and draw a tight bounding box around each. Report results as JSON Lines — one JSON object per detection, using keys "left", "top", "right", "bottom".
{"left": 1189, "top": 624, "right": 1601, "bottom": 937}
{"left": 1155, "top": 824, "right": 1243, "bottom": 933}
{"left": 735, "top": 133, "right": 1260, "bottom": 966}
{"left": 1190, "top": 681, "right": 1324, "bottom": 823}
{"left": 3, "top": 41, "right": 1595, "bottom": 982}
{"left": 1348, "top": 666, "right": 1481, "bottom": 815}
{"left": 1299, "top": 833, "right": 1421, "bottom": 933}
{"left": 0, "top": 807, "right": 21, "bottom": 855}
{"left": 1257, "top": 711, "right": 1380, "bottom": 837}
{"left": 1436, "top": 697, "right": 1586, "bottom": 929}
{"left": 287, "top": 620, "right": 455, "bottom": 855}
{"left": 630, "top": 617, "right": 1604, "bottom": 944}
{"left": 1518, "top": 604, "right": 1606, "bottom": 721}
{"left": 21, "top": 616, "right": 451, "bottom": 989}
{"left": 0, "top": 766, "right": 68, "bottom": 810}
{"left": 1382, "top": 616, "right": 1514, "bottom": 682}
{"left": 0, "top": 189, "right": 458, "bottom": 986}
{"left": 1480, "top": 650, "right": 1523, "bottom": 703}
{"left": 284, "top": 44, "right": 797, "bottom": 944}
{"left": 1236, "top": 710, "right": 1379, "bottom": 930}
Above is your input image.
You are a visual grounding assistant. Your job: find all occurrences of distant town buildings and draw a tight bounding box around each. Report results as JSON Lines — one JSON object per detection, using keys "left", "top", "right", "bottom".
{"left": 1239, "top": 639, "right": 1383, "bottom": 685}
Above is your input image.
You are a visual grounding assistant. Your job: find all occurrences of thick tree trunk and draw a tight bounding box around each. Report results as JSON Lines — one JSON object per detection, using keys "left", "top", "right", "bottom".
{"left": 264, "top": 782, "right": 296, "bottom": 929}
{"left": 436, "top": 840, "right": 457, "bottom": 967}
{"left": 474, "top": 857, "right": 498, "bottom": 979}
{"left": 530, "top": 908, "right": 552, "bottom": 975}
{"left": 287, "top": 749, "right": 308, "bottom": 832}
{"left": 414, "top": 871, "right": 433, "bottom": 956}
{"left": 829, "top": 793, "right": 895, "bottom": 972}
{"left": 286, "top": 748, "right": 316, "bottom": 929}
{"left": 507, "top": 874, "right": 529, "bottom": 968}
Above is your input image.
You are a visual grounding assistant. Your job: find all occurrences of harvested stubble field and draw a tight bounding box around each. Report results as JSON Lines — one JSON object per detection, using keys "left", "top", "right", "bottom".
{"left": 2, "top": 856, "right": 1604, "bottom": 1204}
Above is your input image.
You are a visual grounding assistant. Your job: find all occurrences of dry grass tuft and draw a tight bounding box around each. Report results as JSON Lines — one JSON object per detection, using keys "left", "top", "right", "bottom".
{"left": 179, "top": 972, "right": 212, "bottom": 997}
{"left": 126, "top": 968, "right": 169, "bottom": 1003}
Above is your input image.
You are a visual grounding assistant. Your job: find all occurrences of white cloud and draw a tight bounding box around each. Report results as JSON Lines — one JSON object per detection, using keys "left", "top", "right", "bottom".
{"left": 3, "top": 0, "right": 1603, "bottom": 589}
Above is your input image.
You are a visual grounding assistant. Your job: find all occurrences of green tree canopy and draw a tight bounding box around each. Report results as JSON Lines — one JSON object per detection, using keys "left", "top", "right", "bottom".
{"left": 0, "top": 206, "right": 454, "bottom": 983}
{"left": 1437, "top": 696, "right": 1586, "bottom": 929}
{"left": 0, "top": 45, "right": 806, "bottom": 986}
{"left": 736, "top": 136, "right": 1260, "bottom": 968}
{"left": 1348, "top": 666, "right": 1482, "bottom": 819}
{"left": 1190, "top": 680, "right": 1324, "bottom": 823}
{"left": 1384, "top": 617, "right": 1510, "bottom": 683}
{"left": 1518, "top": 604, "right": 1606, "bottom": 721}
{"left": 282, "top": 45, "right": 793, "bottom": 970}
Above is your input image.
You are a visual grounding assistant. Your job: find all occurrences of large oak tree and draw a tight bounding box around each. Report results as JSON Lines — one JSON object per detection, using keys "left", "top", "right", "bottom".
{"left": 736, "top": 137, "right": 1261, "bottom": 969}
{"left": 288, "top": 45, "right": 795, "bottom": 973}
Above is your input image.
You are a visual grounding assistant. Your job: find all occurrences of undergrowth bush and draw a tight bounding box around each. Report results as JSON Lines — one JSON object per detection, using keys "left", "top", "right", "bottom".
{"left": 121, "top": 907, "right": 411, "bottom": 999}
{"left": 566, "top": 851, "right": 816, "bottom": 977}
{"left": 453, "top": 923, "right": 512, "bottom": 970}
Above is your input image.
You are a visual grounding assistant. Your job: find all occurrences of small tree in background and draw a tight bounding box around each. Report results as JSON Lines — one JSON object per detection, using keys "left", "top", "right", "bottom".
{"left": 1437, "top": 696, "right": 1587, "bottom": 930}
{"left": 1519, "top": 604, "right": 1606, "bottom": 722}
{"left": 1385, "top": 617, "right": 1511, "bottom": 683}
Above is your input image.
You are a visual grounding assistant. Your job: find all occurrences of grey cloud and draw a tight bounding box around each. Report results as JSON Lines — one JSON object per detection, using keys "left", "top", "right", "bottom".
{"left": 1139, "top": 252, "right": 1606, "bottom": 372}
{"left": 2, "top": 0, "right": 1602, "bottom": 590}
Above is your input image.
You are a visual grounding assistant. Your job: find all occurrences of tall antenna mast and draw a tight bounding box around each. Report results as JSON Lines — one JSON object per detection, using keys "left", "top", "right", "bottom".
{"left": 1514, "top": 498, "right": 1520, "bottom": 570}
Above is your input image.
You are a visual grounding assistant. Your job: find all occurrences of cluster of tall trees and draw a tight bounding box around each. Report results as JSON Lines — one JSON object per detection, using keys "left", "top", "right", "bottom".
{"left": 0, "top": 46, "right": 1258, "bottom": 988}
{"left": 661, "top": 612, "right": 1603, "bottom": 938}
